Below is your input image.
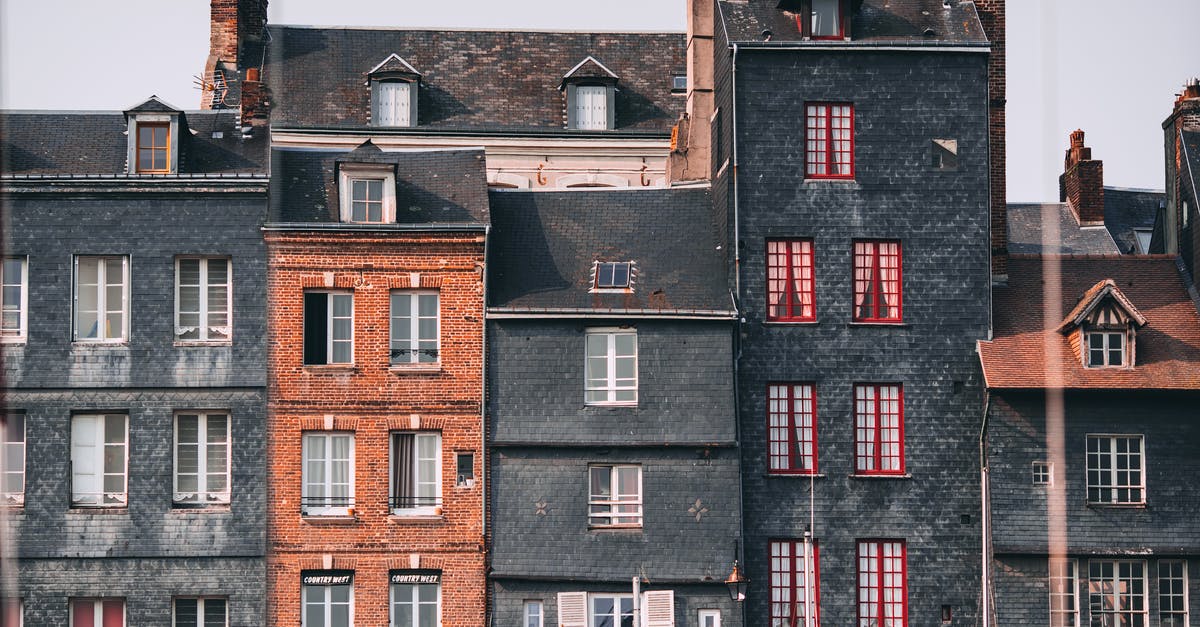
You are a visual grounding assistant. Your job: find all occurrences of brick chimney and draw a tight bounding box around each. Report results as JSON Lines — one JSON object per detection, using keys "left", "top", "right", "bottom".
{"left": 1162, "top": 79, "right": 1200, "bottom": 259}
{"left": 974, "top": 0, "right": 1007, "bottom": 276}
{"left": 667, "top": 0, "right": 715, "bottom": 183}
{"left": 1059, "top": 130, "right": 1105, "bottom": 226}
{"left": 203, "top": 0, "right": 270, "bottom": 126}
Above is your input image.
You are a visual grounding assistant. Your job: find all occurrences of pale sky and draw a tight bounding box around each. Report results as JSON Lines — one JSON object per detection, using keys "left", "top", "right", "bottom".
{"left": 1, "top": 0, "right": 1196, "bottom": 202}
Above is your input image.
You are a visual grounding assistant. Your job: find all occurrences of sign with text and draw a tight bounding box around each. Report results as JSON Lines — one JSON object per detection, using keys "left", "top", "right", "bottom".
{"left": 301, "top": 571, "right": 354, "bottom": 586}
{"left": 390, "top": 570, "right": 441, "bottom": 585}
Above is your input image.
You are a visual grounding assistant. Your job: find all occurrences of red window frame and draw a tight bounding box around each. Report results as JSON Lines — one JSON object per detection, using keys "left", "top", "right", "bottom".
{"left": 853, "top": 384, "right": 904, "bottom": 475}
{"left": 857, "top": 540, "right": 907, "bottom": 627}
{"left": 767, "top": 239, "right": 816, "bottom": 322}
{"left": 794, "top": 0, "right": 846, "bottom": 40}
{"left": 770, "top": 539, "right": 821, "bottom": 627}
{"left": 805, "top": 103, "right": 854, "bottom": 179}
{"left": 852, "top": 240, "right": 902, "bottom": 323}
{"left": 767, "top": 383, "right": 817, "bottom": 474}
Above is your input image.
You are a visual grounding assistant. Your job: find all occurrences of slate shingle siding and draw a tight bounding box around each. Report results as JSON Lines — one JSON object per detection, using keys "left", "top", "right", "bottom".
{"left": 732, "top": 49, "right": 990, "bottom": 624}
{"left": 492, "top": 580, "right": 737, "bottom": 627}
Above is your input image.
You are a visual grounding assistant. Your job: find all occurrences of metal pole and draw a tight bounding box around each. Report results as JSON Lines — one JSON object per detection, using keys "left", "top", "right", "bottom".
{"left": 803, "top": 527, "right": 813, "bottom": 627}
{"left": 632, "top": 575, "right": 641, "bottom": 627}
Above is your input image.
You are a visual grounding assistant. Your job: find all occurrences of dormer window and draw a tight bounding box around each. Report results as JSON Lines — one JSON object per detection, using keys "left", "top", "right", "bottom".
{"left": 1058, "top": 278, "right": 1146, "bottom": 370}
{"left": 124, "top": 96, "right": 183, "bottom": 174}
{"left": 1086, "top": 331, "right": 1125, "bottom": 367}
{"left": 338, "top": 165, "right": 396, "bottom": 223}
{"left": 367, "top": 54, "right": 422, "bottom": 128}
{"left": 591, "top": 261, "right": 635, "bottom": 292}
{"left": 792, "top": 0, "right": 847, "bottom": 40}
{"left": 137, "top": 122, "right": 170, "bottom": 173}
{"left": 563, "top": 56, "right": 619, "bottom": 131}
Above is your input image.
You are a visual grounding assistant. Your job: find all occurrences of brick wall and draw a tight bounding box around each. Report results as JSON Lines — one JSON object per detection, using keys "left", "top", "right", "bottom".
{"left": 975, "top": 0, "right": 1007, "bottom": 276}
{"left": 1061, "top": 130, "right": 1106, "bottom": 226}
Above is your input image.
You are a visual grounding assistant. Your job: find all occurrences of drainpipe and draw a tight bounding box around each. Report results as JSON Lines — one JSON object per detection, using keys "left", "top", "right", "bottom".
{"left": 730, "top": 41, "right": 746, "bottom": 627}
{"left": 481, "top": 224, "right": 491, "bottom": 614}
{"left": 731, "top": 43, "right": 741, "bottom": 297}
{"left": 979, "top": 388, "right": 992, "bottom": 627}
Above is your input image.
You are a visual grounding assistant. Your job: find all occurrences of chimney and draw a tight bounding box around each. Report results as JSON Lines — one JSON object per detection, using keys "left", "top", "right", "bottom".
{"left": 973, "top": 0, "right": 1007, "bottom": 276}
{"left": 667, "top": 0, "right": 716, "bottom": 183}
{"left": 203, "top": 0, "right": 270, "bottom": 114}
{"left": 1171, "top": 78, "right": 1200, "bottom": 131}
{"left": 1059, "top": 129, "right": 1105, "bottom": 226}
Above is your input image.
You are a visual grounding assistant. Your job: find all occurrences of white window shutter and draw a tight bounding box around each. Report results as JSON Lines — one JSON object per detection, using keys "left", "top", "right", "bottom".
{"left": 374, "top": 82, "right": 411, "bottom": 127}
{"left": 71, "top": 416, "right": 102, "bottom": 503}
{"left": 643, "top": 590, "right": 675, "bottom": 627}
{"left": 556, "top": 592, "right": 587, "bottom": 627}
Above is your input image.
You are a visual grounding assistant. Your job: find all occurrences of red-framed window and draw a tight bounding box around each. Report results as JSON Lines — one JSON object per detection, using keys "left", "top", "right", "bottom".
{"left": 857, "top": 540, "right": 907, "bottom": 627}
{"left": 770, "top": 539, "right": 820, "bottom": 627}
{"left": 852, "top": 241, "right": 902, "bottom": 322}
{"left": 795, "top": 0, "right": 846, "bottom": 40}
{"left": 854, "top": 384, "right": 904, "bottom": 475}
{"left": 805, "top": 103, "right": 853, "bottom": 179}
{"left": 767, "top": 240, "right": 816, "bottom": 322}
{"left": 767, "top": 383, "right": 817, "bottom": 474}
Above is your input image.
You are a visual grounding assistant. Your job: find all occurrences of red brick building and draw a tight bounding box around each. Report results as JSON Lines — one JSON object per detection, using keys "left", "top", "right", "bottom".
{"left": 264, "top": 143, "right": 489, "bottom": 626}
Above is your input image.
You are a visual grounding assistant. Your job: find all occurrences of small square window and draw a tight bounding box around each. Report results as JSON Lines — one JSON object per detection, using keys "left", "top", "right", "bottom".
{"left": 932, "top": 139, "right": 959, "bottom": 170}
{"left": 588, "top": 464, "right": 642, "bottom": 528}
{"left": 671, "top": 75, "right": 687, "bottom": 93}
{"left": 1032, "top": 461, "right": 1053, "bottom": 486}
{"left": 173, "top": 597, "right": 227, "bottom": 627}
{"left": 1, "top": 257, "right": 28, "bottom": 342}
{"left": 304, "top": 291, "right": 353, "bottom": 365}
{"left": 175, "top": 257, "right": 232, "bottom": 342}
{"left": 1086, "top": 331, "right": 1126, "bottom": 368}
{"left": 74, "top": 256, "right": 129, "bottom": 343}
{"left": 593, "top": 262, "right": 632, "bottom": 290}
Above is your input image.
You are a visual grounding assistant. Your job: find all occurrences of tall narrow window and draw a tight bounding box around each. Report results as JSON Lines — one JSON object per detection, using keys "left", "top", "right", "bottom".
{"left": 852, "top": 241, "right": 902, "bottom": 322}
{"left": 857, "top": 540, "right": 906, "bottom": 627}
{"left": 302, "top": 573, "right": 353, "bottom": 627}
{"left": 373, "top": 81, "right": 412, "bottom": 127}
{"left": 805, "top": 103, "right": 853, "bottom": 178}
{"left": 1049, "top": 559, "right": 1079, "bottom": 627}
{"left": 524, "top": 600, "right": 544, "bottom": 627}
{"left": 1159, "top": 560, "right": 1188, "bottom": 626}
{"left": 70, "top": 598, "right": 125, "bottom": 627}
{"left": 174, "top": 412, "right": 230, "bottom": 506}
{"left": 767, "top": 384, "right": 817, "bottom": 474}
{"left": 71, "top": 414, "right": 128, "bottom": 507}
{"left": 136, "top": 122, "right": 170, "bottom": 173}
{"left": 770, "top": 539, "right": 819, "bottom": 627}
{"left": 1088, "top": 561, "right": 1147, "bottom": 626}
{"left": 304, "top": 291, "right": 353, "bottom": 365}
{"left": 1086, "top": 435, "right": 1144, "bottom": 504}
{"left": 390, "top": 291, "right": 439, "bottom": 365}
{"left": 390, "top": 575, "right": 439, "bottom": 627}
{"left": 1, "top": 257, "right": 27, "bottom": 341}
{"left": 574, "top": 85, "right": 609, "bottom": 131}
{"left": 1, "top": 413, "right": 24, "bottom": 506}
{"left": 854, "top": 384, "right": 904, "bottom": 475}
{"left": 74, "top": 256, "right": 129, "bottom": 342}
{"left": 176, "top": 257, "right": 231, "bottom": 342}
{"left": 698, "top": 609, "right": 721, "bottom": 627}
{"left": 390, "top": 432, "right": 441, "bottom": 515}
{"left": 173, "top": 598, "right": 227, "bottom": 627}
{"left": 302, "top": 433, "right": 354, "bottom": 516}
{"left": 585, "top": 329, "right": 638, "bottom": 405}
{"left": 588, "top": 464, "right": 642, "bottom": 528}
{"left": 809, "top": 0, "right": 843, "bottom": 38}
{"left": 766, "top": 240, "right": 815, "bottom": 322}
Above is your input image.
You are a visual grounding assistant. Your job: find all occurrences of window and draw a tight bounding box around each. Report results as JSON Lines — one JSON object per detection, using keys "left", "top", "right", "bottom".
{"left": 857, "top": 540, "right": 906, "bottom": 627}
{"left": 0, "top": 598, "right": 20, "bottom": 627}
{"left": 931, "top": 139, "right": 959, "bottom": 171}
{"left": 302, "top": 573, "right": 353, "bottom": 627}
{"left": 588, "top": 464, "right": 642, "bottom": 528}
{"left": 1, "top": 257, "right": 27, "bottom": 341}
{"left": 698, "top": 609, "right": 720, "bottom": 627}
{"left": 174, "top": 412, "right": 230, "bottom": 506}
{"left": 136, "top": 122, "right": 170, "bottom": 173}
{"left": 302, "top": 433, "right": 354, "bottom": 516}
{"left": 671, "top": 74, "right": 687, "bottom": 93}
{"left": 1133, "top": 228, "right": 1153, "bottom": 254}
{"left": 1158, "top": 560, "right": 1188, "bottom": 626}
{"left": 805, "top": 103, "right": 853, "bottom": 179}
{"left": 1185, "top": 200, "right": 1191, "bottom": 228}
{"left": 1049, "top": 558, "right": 1079, "bottom": 627}
{"left": 304, "top": 291, "right": 353, "bottom": 365}
{"left": 1088, "top": 560, "right": 1147, "bottom": 626}
{"left": 176, "top": 257, "right": 231, "bottom": 342}
{"left": 593, "top": 262, "right": 633, "bottom": 290}
{"left": 390, "top": 577, "right": 439, "bottom": 627}
{"left": 767, "top": 384, "right": 817, "bottom": 474}
{"left": 71, "top": 414, "right": 128, "bottom": 507}
{"left": 70, "top": 598, "right": 124, "bottom": 627}
{"left": 853, "top": 384, "right": 904, "bottom": 475}
{"left": 766, "top": 240, "right": 815, "bottom": 322}
{"left": 770, "top": 540, "right": 819, "bottom": 627}
{"left": 456, "top": 452, "right": 475, "bottom": 488}
{"left": 73, "top": 256, "right": 129, "bottom": 342}
{"left": 852, "top": 241, "right": 902, "bottom": 323}
{"left": 525, "top": 601, "right": 544, "bottom": 627}
{"left": 173, "top": 598, "right": 227, "bottom": 627}
{"left": 573, "top": 85, "right": 610, "bottom": 131}
{"left": 805, "top": 0, "right": 844, "bottom": 39}
{"left": 589, "top": 594, "right": 633, "bottom": 627}
{"left": 1, "top": 413, "right": 24, "bottom": 506}
{"left": 1085, "top": 331, "right": 1126, "bottom": 368}
{"left": 338, "top": 166, "right": 396, "bottom": 223}
{"left": 1032, "top": 461, "right": 1053, "bottom": 486}
{"left": 373, "top": 81, "right": 413, "bottom": 127}
{"left": 585, "top": 329, "right": 637, "bottom": 405}
{"left": 390, "top": 432, "right": 440, "bottom": 515}
{"left": 1086, "top": 435, "right": 1144, "bottom": 504}
{"left": 390, "top": 291, "right": 438, "bottom": 365}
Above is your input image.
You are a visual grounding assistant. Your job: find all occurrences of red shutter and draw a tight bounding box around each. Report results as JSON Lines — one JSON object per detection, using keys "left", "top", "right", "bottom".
{"left": 71, "top": 600, "right": 94, "bottom": 627}
{"left": 102, "top": 600, "right": 124, "bottom": 627}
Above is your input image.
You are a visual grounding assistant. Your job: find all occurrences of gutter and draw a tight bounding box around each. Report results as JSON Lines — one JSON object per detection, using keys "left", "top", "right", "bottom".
{"left": 730, "top": 41, "right": 990, "bottom": 53}
{"left": 262, "top": 222, "right": 488, "bottom": 233}
{"left": 269, "top": 126, "right": 671, "bottom": 140}
{"left": 486, "top": 308, "right": 737, "bottom": 320}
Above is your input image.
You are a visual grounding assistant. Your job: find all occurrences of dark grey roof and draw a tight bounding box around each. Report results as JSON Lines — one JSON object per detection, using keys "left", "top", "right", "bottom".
{"left": 264, "top": 26, "right": 684, "bottom": 133}
{"left": 1007, "top": 203, "right": 1119, "bottom": 255}
{"left": 719, "top": 0, "right": 989, "bottom": 45}
{"left": 486, "top": 188, "right": 731, "bottom": 312}
{"left": 269, "top": 145, "right": 490, "bottom": 224}
{"left": 0, "top": 110, "right": 268, "bottom": 176}
{"left": 125, "top": 95, "right": 181, "bottom": 114}
{"left": 1103, "top": 187, "right": 1164, "bottom": 254}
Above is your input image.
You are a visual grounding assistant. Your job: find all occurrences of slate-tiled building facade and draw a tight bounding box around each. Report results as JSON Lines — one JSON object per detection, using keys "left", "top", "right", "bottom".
{"left": 0, "top": 101, "right": 269, "bottom": 624}
{"left": 485, "top": 189, "right": 743, "bottom": 627}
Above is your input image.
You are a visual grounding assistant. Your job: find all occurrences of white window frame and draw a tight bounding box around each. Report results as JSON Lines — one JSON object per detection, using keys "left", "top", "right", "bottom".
{"left": 1, "top": 257, "right": 28, "bottom": 342}
{"left": 372, "top": 80, "right": 414, "bottom": 127}
{"left": 1032, "top": 461, "right": 1053, "bottom": 486}
{"left": 302, "top": 581, "right": 353, "bottom": 627}
{"left": 588, "top": 464, "right": 643, "bottom": 528}
{"left": 591, "top": 261, "right": 634, "bottom": 292}
{"left": 172, "top": 597, "right": 228, "bottom": 627}
{"left": 1085, "top": 330, "right": 1127, "bottom": 368}
{"left": 389, "top": 431, "right": 442, "bottom": 516}
{"left": 524, "top": 600, "right": 544, "bottom": 627}
{"left": 175, "top": 257, "right": 232, "bottom": 343}
{"left": 1158, "top": 560, "right": 1189, "bottom": 626}
{"left": 1087, "top": 560, "right": 1148, "bottom": 627}
{"left": 304, "top": 290, "right": 354, "bottom": 365}
{"left": 1086, "top": 434, "right": 1145, "bottom": 505}
{"left": 2, "top": 413, "right": 24, "bottom": 506}
{"left": 588, "top": 594, "right": 634, "bottom": 627}
{"left": 389, "top": 579, "right": 440, "bottom": 627}
{"left": 302, "top": 432, "right": 355, "bottom": 517}
{"left": 698, "top": 609, "right": 721, "bottom": 627}
{"left": 338, "top": 164, "right": 396, "bottom": 223}
{"left": 584, "top": 328, "right": 638, "bottom": 405}
{"left": 73, "top": 255, "right": 129, "bottom": 343}
{"left": 69, "top": 597, "right": 126, "bottom": 627}
{"left": 173, "top": 412, "right": 231, "bottom": 506}
{"left": 573, "top": 85, "right": 609, "bottom": 131}
{"left": 390, "top": 291, "right": 440, "bottom": 366}
{"left": 70, "top": 414, "right": 128, "bottom": 508}
{"left": 1049, "top": 558, "right": 1079, "bottom": 627}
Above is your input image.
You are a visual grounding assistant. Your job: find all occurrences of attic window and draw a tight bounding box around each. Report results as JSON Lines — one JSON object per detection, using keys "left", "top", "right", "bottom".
{"left": 338, "top": 164, "right": 396, "bottom": 223}
{"left": 563, "top": 56, "right": 619, "bottom": 131}
{"left": 367, "top": 54, "right": 422, "bottom": 128}
{"left": 1086, "top": 331, "right": 1125, "bottom": 367}
{"left": 137, "top": 123, "right": 170, "bottom": 173}
{"left": 593, "top": 262, "right": 633, "bottom": 291}
{"left": 1061, "top": 279, "right": 1145, "bottom": 370}
{"left": 795, "top": 0, "right": 846, "bottom": 40}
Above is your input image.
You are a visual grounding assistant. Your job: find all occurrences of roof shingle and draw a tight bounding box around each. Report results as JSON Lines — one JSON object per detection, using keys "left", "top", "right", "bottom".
{"left": 719, "top": 0, "right": 989, "bottom": 45}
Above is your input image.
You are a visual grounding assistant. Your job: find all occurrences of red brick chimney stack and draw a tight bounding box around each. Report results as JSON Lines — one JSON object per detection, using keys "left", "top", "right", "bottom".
{"left": 1060, "top": 129, "right": 1105, "bottom": 226}
{"left": 204, "top": 0, "right": 270, "bottom": 128}
{"left": 1173, "top": 79, "right": 1200, "bottom": 131}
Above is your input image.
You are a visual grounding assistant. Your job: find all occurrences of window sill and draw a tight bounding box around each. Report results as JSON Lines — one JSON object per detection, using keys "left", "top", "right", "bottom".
{"left": 803, "top": 178, "right": 859, "bottom": 188}
{"left": 389, "top": 363, "right": 442, "bottom": 375}
{"left": 67, "top": 507, "right": 130, "bottom": 514}
{"left": 849, "top": 473, "right": 912, "bottom": 480}
{"left": 585, "top": 402, "right": 639, "bottom": 408}
{"left": 765, "top": 473, "right": 826, "bottom": 479}
{"left": 71, "top": 341, "right": 129, "bottom": 347}
{"left": 1086, "top": 502, "right": 1147, "bottom": 509}
{"left": 589, "top": 526, "right": 644, "bottom": 533}
{"left": 170, "top": 504, "right": 231, "bottom": 513}
{"left": 388, "top": 513, "right": 446, "bottom": 523}
{"left": 763, "top": 320, "right": 819, "bottom": 326}
{"left": 303, "top": 364, "right": 356, "bottom": 373}
{"left": 174, "top": 341, "right": 233, "bottom": 348}
{"left": 847, "top": 321, "right": 908, "bottom": 327}
{"left": 0, "top": 337, "right": 26, "bottom": 345}
{"left": 301, "top": 514, "right": 358, "bottom": 524}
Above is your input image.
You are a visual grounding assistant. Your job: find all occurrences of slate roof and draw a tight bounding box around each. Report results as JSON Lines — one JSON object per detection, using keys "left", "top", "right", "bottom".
{"left": 1104, "top": 187, "right": 1164, "bottom": 254}
{"left": 269, "top": 144, "right": 489, "bottom": 225}
{"left": 719, "top": 0, "right": 989, "bottom": 45}
{"left": 1006, "top": 203, "right": 1120, "bottom": 255}
{"left": 486, "top": 188, "right": 732, "bottom": 313}
{"left": 978, "top": 256, "right": 1200, "bottom": 390}
{"left": 0, "top": 110, "right": 268, "bottom": 176}
{"left": 264, "top": 26, "right": 685, "bottom": 133}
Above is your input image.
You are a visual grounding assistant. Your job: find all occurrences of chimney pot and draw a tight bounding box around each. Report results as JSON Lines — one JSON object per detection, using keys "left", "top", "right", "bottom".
{"left": 1062, "top": 129, "right": 1104, "bottom": 226}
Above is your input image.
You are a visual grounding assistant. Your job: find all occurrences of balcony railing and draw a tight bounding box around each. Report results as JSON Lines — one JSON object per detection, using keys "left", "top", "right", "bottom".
{"left": 388, "top": 495, "right": 441, "bottom": 511}
{"left": 300, "top": 496, "right": 355, "bottom": 516}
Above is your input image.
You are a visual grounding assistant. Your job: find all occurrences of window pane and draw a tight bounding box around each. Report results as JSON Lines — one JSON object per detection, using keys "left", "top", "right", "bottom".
{"left": 175, "top": 599, "right": 198, "bottom": 627}
{"left": 203, "top": 599, "right": 226, "bottom": 627}
{"left": 812, "top": 0, "right": 840, "bottom": 36}
{"left": 590, "top": 466, "right": 611, "bottom": 497}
